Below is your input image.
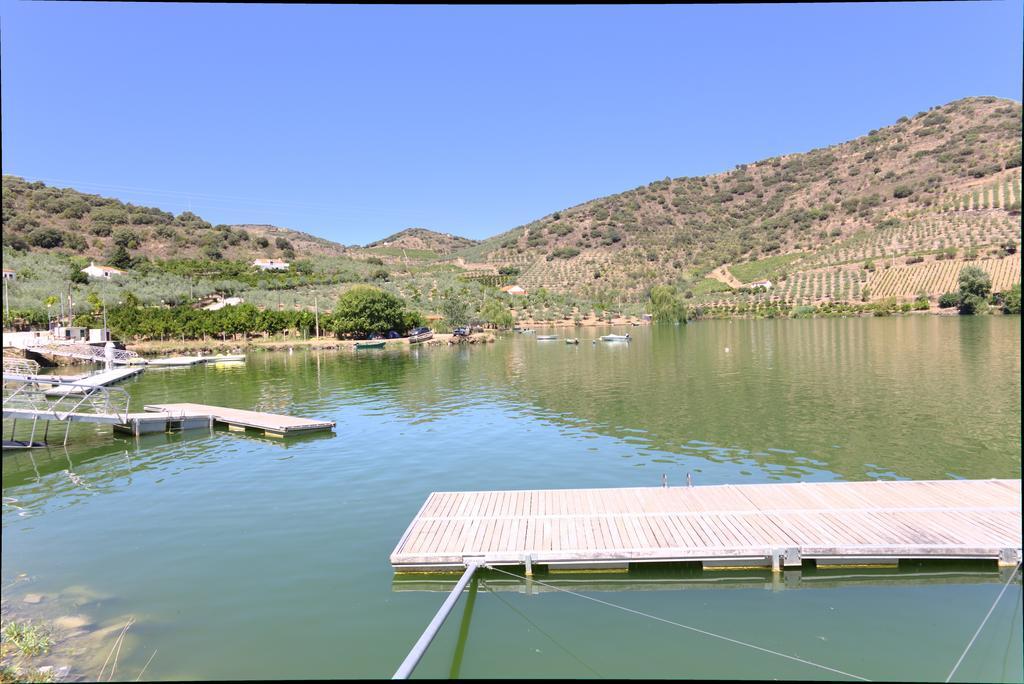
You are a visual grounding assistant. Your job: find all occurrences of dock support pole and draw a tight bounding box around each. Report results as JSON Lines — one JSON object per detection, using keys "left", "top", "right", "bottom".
{"left": 393, "top": 561, "right": 480, "bottom": 680}
{"left": 524, "top": 554, "right": 533, "bottom": 577}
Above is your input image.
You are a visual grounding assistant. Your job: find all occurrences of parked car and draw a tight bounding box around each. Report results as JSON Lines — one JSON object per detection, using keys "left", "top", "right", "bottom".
{"left": 452, "top": 327, "right": 470, "bottom": 337}
{"left": 386, "top": 330, "right": 401, "bottom": 339}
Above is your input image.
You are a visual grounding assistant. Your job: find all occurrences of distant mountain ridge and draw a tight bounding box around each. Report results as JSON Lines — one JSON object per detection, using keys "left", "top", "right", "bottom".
{"left": 366, "top": 227, "right": 479, "bottom": 254}
{"left": 1, "top": 175, "right": 350, "bottom": 262}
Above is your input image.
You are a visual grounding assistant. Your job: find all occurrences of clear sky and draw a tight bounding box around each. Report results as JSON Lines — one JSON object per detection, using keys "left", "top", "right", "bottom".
{"left": 2, "top": 2, "right": 1022, "bottom": 245}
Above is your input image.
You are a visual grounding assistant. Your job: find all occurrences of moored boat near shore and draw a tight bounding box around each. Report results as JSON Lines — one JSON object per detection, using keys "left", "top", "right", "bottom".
{"left": 600, "top": 334, "right": 631, "bottom": 342}
{"left": 408, "top": 327, "right": 434, "bottom": 344}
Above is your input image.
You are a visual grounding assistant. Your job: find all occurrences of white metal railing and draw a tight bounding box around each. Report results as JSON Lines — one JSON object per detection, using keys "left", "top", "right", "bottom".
{"left": 26, "top": 342, "right": 140, "bottom": 365}
{"left": 2, "top": 373, "right": 131, "bottom": 423}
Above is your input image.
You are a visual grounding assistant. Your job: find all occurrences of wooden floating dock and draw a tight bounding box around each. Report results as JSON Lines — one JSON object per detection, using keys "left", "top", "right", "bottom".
{"left": 134, "top": 402, "right": 335, "bottom": 437}
{"left": 390, "top": 479, "right": 1022, "bottom": 572}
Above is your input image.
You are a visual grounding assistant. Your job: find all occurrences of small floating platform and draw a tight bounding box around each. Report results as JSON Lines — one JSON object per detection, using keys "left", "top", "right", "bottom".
{"left": 43, "top": 366, "right": 144, "bottom": 395}
{"left": 390, "top": 479, "right": 1022, "bottom": 572}
{"left": 147, "top": 356, "right": 208, "bottom": 366}
{"left": 138, "top": 402, "right": 336, "bottom": 437}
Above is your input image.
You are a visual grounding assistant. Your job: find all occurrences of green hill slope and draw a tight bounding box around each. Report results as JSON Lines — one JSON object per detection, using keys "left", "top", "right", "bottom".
{"left": 454, "top": 96, "right": 1021, "bottom": 302}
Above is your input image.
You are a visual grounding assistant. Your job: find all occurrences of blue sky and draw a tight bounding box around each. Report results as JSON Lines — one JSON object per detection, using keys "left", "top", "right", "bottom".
{"left": 2, "top": 3, "right": 1022, "bottom": 245}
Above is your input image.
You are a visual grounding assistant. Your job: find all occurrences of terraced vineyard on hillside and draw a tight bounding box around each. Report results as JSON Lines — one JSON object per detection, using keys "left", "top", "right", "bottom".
{"left": 868, "top": 253, "right": 1020, "bottom": 299}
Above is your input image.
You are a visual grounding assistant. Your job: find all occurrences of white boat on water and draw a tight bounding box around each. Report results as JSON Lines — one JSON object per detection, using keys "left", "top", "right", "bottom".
{"left": 148, "top": 356, "right": 206, "bottom": 366}
{"left": 600, "top": 334, "right": 631, "bottom": 342}
{"left": 536, "top": 335, "right": 558, "bottom": 341}
{"left": 208, "top": 354, "right": 246, "bottom": 363}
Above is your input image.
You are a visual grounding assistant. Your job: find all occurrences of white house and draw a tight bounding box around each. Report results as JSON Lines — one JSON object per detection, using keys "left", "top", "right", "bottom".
{"left": 500, "top": 285, "right": 528, "bottom": 296}
{"left": 81, "top": 262, "right": 125, "bottom": 279}
{"left": 749, "top": 280, "right": 773, "bottom": 289}
{"left": 253, "top": 258, "right": 290, "bottom": 271}
{"left": 2, "top": 268, "right": 15, "bottom": 280}
{"left": 202, "top": 296, "right": 244, "bottom": 311}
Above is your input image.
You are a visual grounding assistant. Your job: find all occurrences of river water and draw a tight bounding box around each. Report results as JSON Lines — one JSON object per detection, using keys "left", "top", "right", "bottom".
{"left": 2, "top": 317, "right": 1021, "bottom": 680}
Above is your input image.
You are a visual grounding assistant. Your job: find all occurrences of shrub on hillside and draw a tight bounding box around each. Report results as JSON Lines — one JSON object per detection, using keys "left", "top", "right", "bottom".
{"left": 937, "top": 292, "right": 959, "bottom": 308}
{"left": 27, "top": 227, "right": 64, "bottom": 248}
{"left": 1001, "top": 284, "right": 1021, "bottom": 314}
{"left": 958, "top": 294, "right": 987, "bottom": 315}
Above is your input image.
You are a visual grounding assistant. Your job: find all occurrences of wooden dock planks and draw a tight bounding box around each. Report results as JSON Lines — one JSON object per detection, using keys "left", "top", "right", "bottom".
{"left": 390, "top": 479, "right": 1022, "bottom": 570}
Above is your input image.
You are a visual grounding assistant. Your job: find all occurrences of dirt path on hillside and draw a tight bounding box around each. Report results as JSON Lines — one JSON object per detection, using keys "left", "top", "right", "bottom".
{"left": 708, "top": 265, "right": 743, "bottom": 288}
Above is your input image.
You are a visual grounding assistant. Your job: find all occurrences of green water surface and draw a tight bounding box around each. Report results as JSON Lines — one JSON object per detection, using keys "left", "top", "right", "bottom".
{"left": 2, "top": 317, "right": 1021, "bottom": 680}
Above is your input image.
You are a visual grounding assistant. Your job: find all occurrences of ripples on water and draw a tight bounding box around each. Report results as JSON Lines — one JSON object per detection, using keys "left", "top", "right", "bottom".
{"left": 2, "top": 318, "right": 1021, "bottom": 680}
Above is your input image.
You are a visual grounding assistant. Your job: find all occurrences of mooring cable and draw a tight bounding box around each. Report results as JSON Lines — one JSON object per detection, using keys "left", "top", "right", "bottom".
{"left": 485, "top": 565, "right": 870, "bottom": 682}
{"left": 944, "top": 561, "right": 1022, "bottom": 683}
{"left": 479, "top": 578, "right": 606, "bottom": 678}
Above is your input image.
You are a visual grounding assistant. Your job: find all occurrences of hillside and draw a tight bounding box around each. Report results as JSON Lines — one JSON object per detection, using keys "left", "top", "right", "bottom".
{"left": 453, "top": 96, "right": 1021, "bottom": 304}
{"left": 3, "top": 96, "right": 1021, "bottom": 322}
{"left": 365, "top": 227, "right": 478, "bottom": 259}
{"left": 1, "top": 176, "right": 349, "bottom": 263}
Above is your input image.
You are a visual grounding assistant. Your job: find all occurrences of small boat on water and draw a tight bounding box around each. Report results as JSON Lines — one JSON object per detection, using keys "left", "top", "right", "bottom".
{"left": 355, "top": 341, "right": 386, "bottom": 350}
{"left": 600, "top": 334, "right": 631, "bottom": 342}
{"left": 536, "top": 335, "right": 558, "bottom": 341}
{"left": 519, "top": 329, "right": 536, "bottom": 334}
{"left": 565, "top": 338, "right": 580, "bottom": 345}
{"left": 408, "top": 327, "right": 434, "bottom": 344}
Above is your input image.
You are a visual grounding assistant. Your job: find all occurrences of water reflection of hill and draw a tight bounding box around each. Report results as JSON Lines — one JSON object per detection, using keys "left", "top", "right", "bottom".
{"left": 371, "top": 319, "right": 1021, "bottom": 483}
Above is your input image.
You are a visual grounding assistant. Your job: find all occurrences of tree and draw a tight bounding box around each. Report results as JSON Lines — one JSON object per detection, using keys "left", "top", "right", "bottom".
{"left": 329, "top": 286, "right": 413, "bottom": 338}
{"left": 109, "top": 245, "right": 133, "bottom": 270}
{"left": 958, "top": 266, "right": 991, "bottom": 299}
{"left": 957, "top": 266, "right": 992, "bottom": 315}
{"left": 70, "top": 266, "right": 89, "bottom": 285}
{"left": 439, "top": 288, "right": 471, "bottom": 328}
{"left": 648, "top": 285, "right": 687, "bottom": 324}
{"left": 1001, "top": 283, "right": 1021, "bottom": 314}
{"left": 86, "top": 291, "right": 103, "bottom": 315}
{"left": 480, "top": 299, "right": 515, "bottom": 329}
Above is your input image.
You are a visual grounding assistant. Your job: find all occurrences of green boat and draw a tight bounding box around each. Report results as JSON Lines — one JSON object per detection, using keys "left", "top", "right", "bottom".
{"left": 355, "top": 341, "right": 386, "bottom": 350}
